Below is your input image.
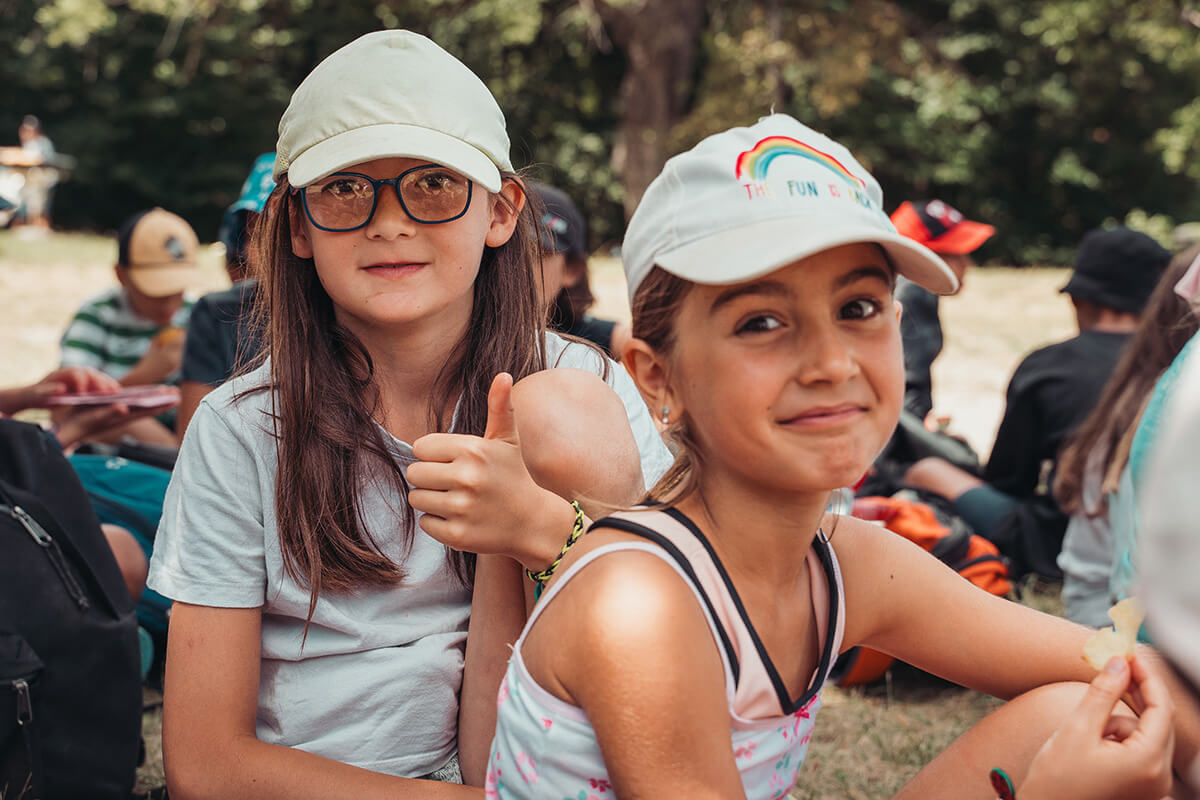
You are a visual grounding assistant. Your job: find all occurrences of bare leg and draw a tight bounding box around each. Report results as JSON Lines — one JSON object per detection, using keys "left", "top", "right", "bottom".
{"left": 904, "top": 456, "right": 985, "bottom": 502}
{"left": 893, "top": 682, "right": 1125, "bottom": 799}
{"left": 101, "top": 523, "right": 148, "bottom": 601}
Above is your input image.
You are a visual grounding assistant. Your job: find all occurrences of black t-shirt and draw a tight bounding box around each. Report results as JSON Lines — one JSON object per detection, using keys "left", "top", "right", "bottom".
{"left": 985, "top": 330, "right": 1131, "bottom": 498}
{"left": 180, "top": 280, "right": 261, "bottom": 387}
{"left": 896, "top": 277, "right": 942, "bottom": 420}
{"left": 558, "top": 315, "right": 618, "bottom": 357}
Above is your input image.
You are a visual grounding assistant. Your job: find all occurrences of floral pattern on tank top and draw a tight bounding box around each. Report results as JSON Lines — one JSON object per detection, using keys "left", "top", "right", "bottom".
{"left": 486, "top": 660, "right": 823, "bottom": 799}
{"left": 486, "top": 511, "right": 844, "bottom": 800}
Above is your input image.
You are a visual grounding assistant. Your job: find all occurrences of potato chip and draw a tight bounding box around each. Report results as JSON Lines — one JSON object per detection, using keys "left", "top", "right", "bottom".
{"left": 1081, "top": 597, "right": 1145, "bottom": 671}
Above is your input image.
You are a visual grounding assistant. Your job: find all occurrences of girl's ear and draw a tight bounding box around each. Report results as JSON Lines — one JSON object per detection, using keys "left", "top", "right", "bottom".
{"left": 485, "top": 177, "right": 526, "bottom": 248}
{"left": 289, "top": 198, "right": 314, "bottom": 259}
{"left": 894, "top": 297, "right": 903, "bottom": 324}
{"left": 622, "top": 338, "right": 681, "bottom": 424}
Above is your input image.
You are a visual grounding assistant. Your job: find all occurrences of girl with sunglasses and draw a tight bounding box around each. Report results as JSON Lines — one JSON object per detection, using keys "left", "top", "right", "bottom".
{"left": 146, "top": 30, "right": 669, "bottom": 798}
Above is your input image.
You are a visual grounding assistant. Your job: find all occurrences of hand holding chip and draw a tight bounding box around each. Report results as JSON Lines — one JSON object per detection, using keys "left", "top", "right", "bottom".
{"left": 1018, "top": 599, "right": 1175, "bottom": 800}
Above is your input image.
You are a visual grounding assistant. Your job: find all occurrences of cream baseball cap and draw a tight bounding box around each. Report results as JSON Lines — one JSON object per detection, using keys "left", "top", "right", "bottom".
{"left": 117, "top": 208, "right": 200, "bottom": 298}
{"left": 274, "top": 30, "right": 512, "bottom": 191}
{"left": 621, "top": 114, "right": 957, "bottom": 302}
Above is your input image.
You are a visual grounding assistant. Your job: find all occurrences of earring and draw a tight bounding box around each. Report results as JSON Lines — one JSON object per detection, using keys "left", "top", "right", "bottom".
{"left": 660, "top": 405, "right": 670, "bottom": 425}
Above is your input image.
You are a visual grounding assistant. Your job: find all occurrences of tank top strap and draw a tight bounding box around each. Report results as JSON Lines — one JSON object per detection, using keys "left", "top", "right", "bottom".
{"left": 594, "top": 507, "right": 845, "bottom": 722}
{"left": 516, "top": 538, "right": 739, "bottom": 703}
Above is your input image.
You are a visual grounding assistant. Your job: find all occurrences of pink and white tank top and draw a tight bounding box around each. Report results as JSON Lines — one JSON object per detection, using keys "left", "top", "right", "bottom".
{"left": 486, "top": 507, "right": 846, "bottom": 799}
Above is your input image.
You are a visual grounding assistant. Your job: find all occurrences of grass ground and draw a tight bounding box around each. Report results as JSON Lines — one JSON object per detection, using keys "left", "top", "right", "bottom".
{"left": 0, "top": 230, "right": 1076, "bottom": 796}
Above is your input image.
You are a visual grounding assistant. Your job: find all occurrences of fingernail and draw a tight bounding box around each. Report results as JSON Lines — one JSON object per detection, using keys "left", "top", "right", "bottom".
{"left": 1104, "top": 656, "right": 1126, "bottom": 674}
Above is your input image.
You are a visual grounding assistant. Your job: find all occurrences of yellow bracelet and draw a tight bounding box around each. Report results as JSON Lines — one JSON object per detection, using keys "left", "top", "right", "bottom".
{"left": 526, "top": 501, "right": 585, "bottom": 586}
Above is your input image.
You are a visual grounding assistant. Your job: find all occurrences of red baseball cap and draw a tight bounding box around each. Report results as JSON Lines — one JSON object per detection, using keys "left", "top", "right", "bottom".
{"left": 890, "top": 200, "right": 994, "bottom": 256}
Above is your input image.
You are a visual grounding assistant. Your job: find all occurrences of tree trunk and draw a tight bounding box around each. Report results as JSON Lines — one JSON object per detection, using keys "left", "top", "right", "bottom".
{"left": 595, "top": 0, "right": 705, "bottom": 220}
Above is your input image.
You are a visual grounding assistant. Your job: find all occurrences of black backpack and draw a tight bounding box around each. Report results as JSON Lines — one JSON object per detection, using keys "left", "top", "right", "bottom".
{"left": 0, "top": 419, "right": 142, "bottom": 799}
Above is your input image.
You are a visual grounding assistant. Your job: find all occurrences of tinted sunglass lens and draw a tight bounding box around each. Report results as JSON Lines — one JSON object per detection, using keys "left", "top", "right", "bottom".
{"left": 305, "top": 176, "right": 374, "bottom": 230}
{"left": 399, "top": 168, "right": 470, "bottom": 223}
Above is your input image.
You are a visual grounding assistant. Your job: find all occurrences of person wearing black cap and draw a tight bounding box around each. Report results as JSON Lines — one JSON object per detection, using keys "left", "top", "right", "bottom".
{"left": 528, "top": 182, "right": 630, "bottom": 358}
{"left": 904, "top": 226, "right": 1171, "bottom": 579}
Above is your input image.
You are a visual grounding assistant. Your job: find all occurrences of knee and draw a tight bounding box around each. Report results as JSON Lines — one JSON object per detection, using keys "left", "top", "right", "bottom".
{"left": 512, "top": 368, "right": 645, "bottom": 507}
{"left": 903, "top": 456, "right": 983, "bottom": 500}
{"left": 101, "top": 523, "right": 148, "bottom": 601}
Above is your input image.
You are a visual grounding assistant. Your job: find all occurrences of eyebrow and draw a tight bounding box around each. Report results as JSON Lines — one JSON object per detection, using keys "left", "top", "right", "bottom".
{"left": 708, "top": 263, "right": 894, "bottom": 314}
{"left": 834, "top": 265, "right": 895, "bottom": 290}
{"left": 709, "top": 279, "right": 793, "bottom": 314}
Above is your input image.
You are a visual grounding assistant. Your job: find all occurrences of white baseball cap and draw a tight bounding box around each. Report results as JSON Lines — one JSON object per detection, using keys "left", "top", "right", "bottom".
{"left": 274, "top": 30, "right": 513, "bottom": 191}
{"left": 621, "top": 114, "right": 957, "bottom": 302}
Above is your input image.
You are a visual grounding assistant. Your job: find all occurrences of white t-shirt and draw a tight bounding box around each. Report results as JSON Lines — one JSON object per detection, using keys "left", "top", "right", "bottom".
{"left": 146, "top": 333, "right": 671, "bottom": 777}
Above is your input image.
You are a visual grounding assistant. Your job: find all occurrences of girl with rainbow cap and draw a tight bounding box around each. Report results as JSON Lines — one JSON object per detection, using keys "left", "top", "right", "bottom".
{"left": 146, "top": 30, "right": 670, "bottom": 797}
{"left": 483, "top": 115, "right": 1185, "bottom": 799}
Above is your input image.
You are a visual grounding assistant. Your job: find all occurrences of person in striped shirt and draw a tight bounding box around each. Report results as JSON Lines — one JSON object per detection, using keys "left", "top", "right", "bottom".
{"left": 59, "top": 207, "right": 201, "bottom": 445}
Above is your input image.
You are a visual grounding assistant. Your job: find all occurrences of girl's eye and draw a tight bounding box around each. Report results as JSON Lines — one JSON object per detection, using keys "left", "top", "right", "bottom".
{"left": 736, "top": 314, "right": 783, "bottom": 334}
{"left": 321, "top": 178, "right": 367, "bottom": 199}
{"left": 414, "top": 172, "right": 460, "bottom": 193}
{"left": 840, "top": 298, "right": 883, "bottom": 320}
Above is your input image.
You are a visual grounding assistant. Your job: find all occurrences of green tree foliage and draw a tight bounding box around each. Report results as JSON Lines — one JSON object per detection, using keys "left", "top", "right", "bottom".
{"left": 3, "top": 0, "right": 1197, "bottom": 263}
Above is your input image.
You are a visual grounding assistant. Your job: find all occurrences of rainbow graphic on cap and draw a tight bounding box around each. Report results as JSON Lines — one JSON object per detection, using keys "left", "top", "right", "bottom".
{"left": 735, "top": 136, "right": 866, "bottom": 190}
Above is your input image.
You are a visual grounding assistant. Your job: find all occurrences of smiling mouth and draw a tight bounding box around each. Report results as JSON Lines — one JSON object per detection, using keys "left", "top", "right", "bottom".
{"left": 363, "top": 263, "right": 425, "bottom": 274}
{"left": 780, "top": 404, "right": 866, "bottom": 426}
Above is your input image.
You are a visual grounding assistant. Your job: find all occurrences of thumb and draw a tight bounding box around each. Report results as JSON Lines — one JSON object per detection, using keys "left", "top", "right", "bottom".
{"left": 483, "top": 372, "right": 519, "bottom": 443}
{"left": 1075, "top": 656, "right": 1132, "bottom": 729}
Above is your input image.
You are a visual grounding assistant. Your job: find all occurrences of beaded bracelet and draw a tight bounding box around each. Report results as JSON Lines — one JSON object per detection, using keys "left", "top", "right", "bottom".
{"left": 526, "top": 500, "right": 585, "bottom": 587}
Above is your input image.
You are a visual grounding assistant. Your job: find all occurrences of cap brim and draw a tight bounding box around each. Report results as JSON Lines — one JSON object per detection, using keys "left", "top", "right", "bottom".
{"left": 654, "top": 216, "right": 959, "bottom": 296}
{"left": 927, "top": 220, "right": 995, "bottom": 255}
{"left": 286, "top": 124, "right": 503, "bottom": 192}
{"left": 127, "top": 264, "right": 199, "bottom": 297}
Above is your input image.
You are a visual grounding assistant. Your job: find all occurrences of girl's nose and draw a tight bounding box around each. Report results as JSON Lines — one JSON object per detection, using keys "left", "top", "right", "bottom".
{"left": 365, "top": 184, "right": 417, "bottom": 239}
{"left": 796, "top": 325, "right": 859, "bottom": 385}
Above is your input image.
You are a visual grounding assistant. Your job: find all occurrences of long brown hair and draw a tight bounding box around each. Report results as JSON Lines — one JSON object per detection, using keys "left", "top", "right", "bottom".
{"left": 243, "top": 173, "right": 546, "bottom": 621}
{"left": 1054, "top": 244, "right": 1200, "bottom": 516}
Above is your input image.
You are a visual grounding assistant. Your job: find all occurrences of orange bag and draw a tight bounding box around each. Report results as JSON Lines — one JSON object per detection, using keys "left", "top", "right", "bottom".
{"left": 831, "top": 495, "right": 1012, "bottom": 687}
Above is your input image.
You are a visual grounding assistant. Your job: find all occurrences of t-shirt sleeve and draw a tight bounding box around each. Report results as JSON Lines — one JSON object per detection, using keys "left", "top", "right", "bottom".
{"left": 59, "top": 311, "right": 106, "bottom": 370}
{"left": 180, "top": 297, "right": 229, "bottom": 386}
{"left": 146, "top": 396, "right": 269, "bottom": 607}
{"left": 607, "top": 357, "right": 674, "bottom": 487}
{"left": 548, "top": 337, "right": 674, "bottom": 489}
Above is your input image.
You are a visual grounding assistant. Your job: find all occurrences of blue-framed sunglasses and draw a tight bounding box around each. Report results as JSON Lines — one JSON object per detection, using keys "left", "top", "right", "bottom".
{"left": 295, "top": 164, "right": 473, "bottom": 232}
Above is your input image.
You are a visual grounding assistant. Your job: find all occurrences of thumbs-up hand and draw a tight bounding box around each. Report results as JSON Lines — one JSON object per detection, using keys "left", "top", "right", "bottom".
{"left": 410, "top": 373, "right": 570, "bottom": 564}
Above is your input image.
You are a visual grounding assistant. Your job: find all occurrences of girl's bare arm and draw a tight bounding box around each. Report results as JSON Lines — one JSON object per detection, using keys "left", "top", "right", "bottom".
{"left": 457, "top": 555, "right": 527, "bottom": 785}
{"left": 835, "top": 516, "right": 1098, "bottom": 697}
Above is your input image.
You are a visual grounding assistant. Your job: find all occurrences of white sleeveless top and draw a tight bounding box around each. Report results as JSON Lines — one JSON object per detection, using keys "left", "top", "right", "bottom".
{"left": 486, "top": 507, "right": 846, "bottom": 799}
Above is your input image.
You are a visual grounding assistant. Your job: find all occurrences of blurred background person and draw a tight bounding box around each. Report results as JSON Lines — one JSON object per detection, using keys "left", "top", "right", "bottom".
{"left": 177, "top": 153, "right": 273, "bottom": 432}
{"left": 58, "top": 207, "right": 201, "bottom": 446}
{"left": 528, "top": 181, "right": 630, "bottom": 358}
{"left": 890, "top": 199, "right": 995, "bottom": 422}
